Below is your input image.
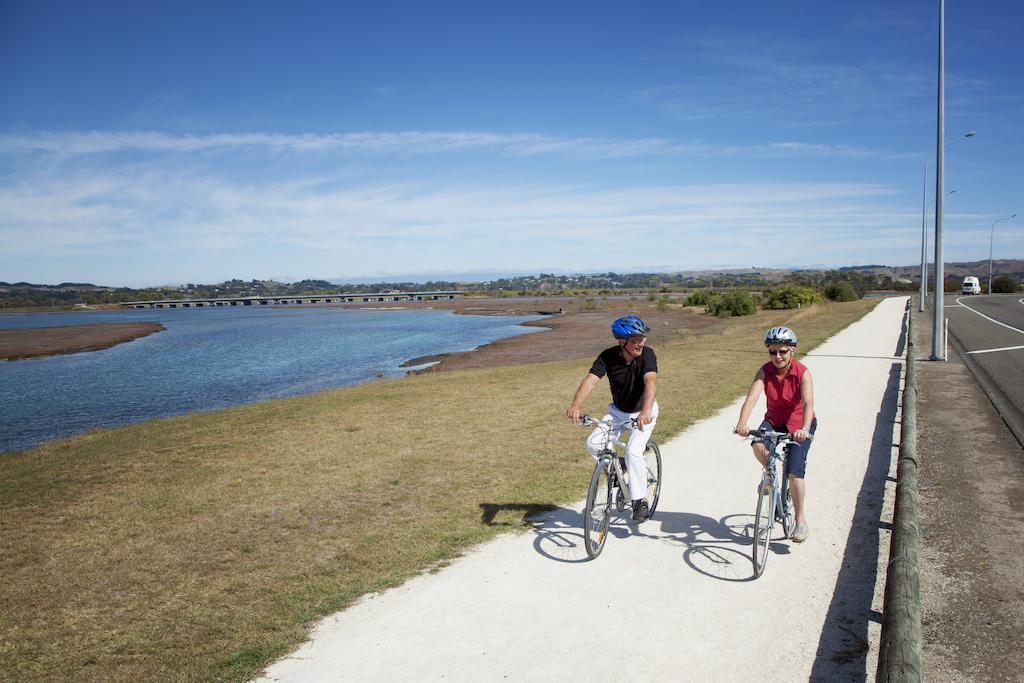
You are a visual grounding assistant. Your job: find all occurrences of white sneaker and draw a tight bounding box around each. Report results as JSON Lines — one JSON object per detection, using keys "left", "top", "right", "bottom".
{"left": 791, "top": 522, "right": 809, "bottom": 543}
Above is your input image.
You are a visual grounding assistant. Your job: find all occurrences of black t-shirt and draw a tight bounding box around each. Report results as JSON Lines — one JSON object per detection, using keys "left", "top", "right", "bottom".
{"left": 589, "top": 345, "right": 658, "bottom": 412}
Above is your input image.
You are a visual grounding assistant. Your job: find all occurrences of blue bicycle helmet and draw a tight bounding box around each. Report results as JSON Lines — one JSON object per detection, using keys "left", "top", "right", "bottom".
{"left": 611, "top": 315, "right": 650, "bottom": 339}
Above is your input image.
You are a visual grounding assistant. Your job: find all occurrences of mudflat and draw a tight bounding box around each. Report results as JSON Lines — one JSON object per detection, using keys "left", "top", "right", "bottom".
{"left": 349, "top": 296, "right": 724, "bottom": 371}
{"left": 0, "top": 322, "right": 165, "bottom": 360}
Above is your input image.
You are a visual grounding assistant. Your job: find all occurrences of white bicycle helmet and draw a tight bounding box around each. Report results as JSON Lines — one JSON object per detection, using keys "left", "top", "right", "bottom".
{"left": 764, "top": 326, "right": 797, "bottom": 346}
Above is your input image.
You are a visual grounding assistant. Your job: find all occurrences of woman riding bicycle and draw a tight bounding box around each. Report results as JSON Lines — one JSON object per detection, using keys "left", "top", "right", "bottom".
{"left": 567, "top": 315, "right": 658, "bottom": 522}
{"left": 734, "top": 326, "right": 817, "bottom": 542}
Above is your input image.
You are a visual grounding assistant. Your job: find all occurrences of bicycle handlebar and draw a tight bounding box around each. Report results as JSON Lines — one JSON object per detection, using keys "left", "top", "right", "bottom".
{"left": 579, "top": 414, "right": 638, "bottom": 429}
{"left": 736, "top": 427, "right": 813, "bottom": 442}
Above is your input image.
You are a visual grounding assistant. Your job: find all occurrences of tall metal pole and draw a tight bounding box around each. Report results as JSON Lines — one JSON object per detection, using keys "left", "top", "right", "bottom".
{"left": 920, "top": 134, "right": 972, "bottom": 312}
{"left": 988, "top": 214, "right": 1017, "bottom": 293}
{"left": 931, "top": 0, "right": 946, "bottom": 360}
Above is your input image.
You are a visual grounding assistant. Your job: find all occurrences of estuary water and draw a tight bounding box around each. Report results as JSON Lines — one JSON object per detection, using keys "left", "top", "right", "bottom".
{"left": 0, "top": 305, "right": 543, "bottom": 454}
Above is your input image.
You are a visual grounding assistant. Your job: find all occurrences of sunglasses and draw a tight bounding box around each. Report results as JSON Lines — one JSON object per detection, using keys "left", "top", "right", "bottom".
{"left": 768, "top": 348, "right": 791, "bottom": 357}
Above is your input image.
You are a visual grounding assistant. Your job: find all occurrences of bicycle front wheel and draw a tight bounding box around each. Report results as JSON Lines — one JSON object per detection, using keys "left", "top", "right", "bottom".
{"left": 752, "top": 477, "right": 776, "bottom": 578}
{"left": 643, "top": 441, "right": 663, "bottom": 517}
{"left": 583, "top": 462, "right": 613, "bottom": 559}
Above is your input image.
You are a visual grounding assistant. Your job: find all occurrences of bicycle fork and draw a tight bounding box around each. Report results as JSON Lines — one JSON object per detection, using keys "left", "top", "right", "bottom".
{"left": 602, "top": 452, "right": 629, "bottom": 511}
{"left": 776, "top": 475, "right": 790, "bottom": 523}
{"left": 762, "top": 458, "right": 791, "bottom": 529}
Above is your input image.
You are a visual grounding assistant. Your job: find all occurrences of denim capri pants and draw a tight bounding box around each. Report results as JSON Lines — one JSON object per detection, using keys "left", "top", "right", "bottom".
{"left": 757, "top": 417, "right": 818, "bottom": 479}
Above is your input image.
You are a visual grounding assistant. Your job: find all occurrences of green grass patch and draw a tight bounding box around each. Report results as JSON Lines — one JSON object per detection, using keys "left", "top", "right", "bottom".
{"left": 0, "top": 299, "right": 880, "bottom": 681}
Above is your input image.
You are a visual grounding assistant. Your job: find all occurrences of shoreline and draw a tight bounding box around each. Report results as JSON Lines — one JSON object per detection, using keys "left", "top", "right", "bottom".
{"left": 0, "top": 295, "right": 714, "bottom": 371}
{"left": 1, "top": 299, "right": 716, "bottom": 452}
{"left": 0, "top": 322, "right": 165, "bottom": 361}
{"left": 399, "top": 352, "right": 454, "bottom": 368}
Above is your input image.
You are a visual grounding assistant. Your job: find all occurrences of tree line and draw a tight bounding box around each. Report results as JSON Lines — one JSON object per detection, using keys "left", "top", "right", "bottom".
{"left": 2, "top": 268, "right": 1019, "bottom": 310}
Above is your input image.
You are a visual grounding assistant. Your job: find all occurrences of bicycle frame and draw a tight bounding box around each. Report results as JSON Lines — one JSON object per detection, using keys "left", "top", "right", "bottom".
{"left": 578, "top": 414, "right": 662, "bottom": 558}
{"left": 587, "top": 418, "right": 633, "bottom": 510}
{"left": 761, "top": 440, "right": 791, "bottom": 527}
{"left": 744, "top": 426, "right": 807, "bottom": 576}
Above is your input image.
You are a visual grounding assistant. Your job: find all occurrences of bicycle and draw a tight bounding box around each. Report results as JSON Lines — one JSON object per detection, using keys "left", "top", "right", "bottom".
{"left": 739, "top": 427, "right": 811, "bottom": 577}
{"left": 578, "top": 414, "right": 662, "bottom": 559}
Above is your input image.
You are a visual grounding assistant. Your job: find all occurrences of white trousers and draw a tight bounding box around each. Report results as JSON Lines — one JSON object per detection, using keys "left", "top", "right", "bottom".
{"left": 585, "top": 402, "right": 659, "bottom": 501}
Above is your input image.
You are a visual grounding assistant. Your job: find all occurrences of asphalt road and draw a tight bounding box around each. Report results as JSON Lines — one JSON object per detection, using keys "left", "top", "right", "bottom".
{"left": 942, "top": 293, "right": 1024, "bottom": 444}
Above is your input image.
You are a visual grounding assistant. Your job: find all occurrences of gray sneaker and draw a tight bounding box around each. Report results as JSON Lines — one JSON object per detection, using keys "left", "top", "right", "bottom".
{"left": 791, "top": 522, "right": 809, "bottom": 543}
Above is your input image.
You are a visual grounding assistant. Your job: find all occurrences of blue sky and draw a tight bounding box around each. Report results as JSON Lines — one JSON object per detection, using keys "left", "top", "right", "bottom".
{"left": 1, "top": 0, "right": 1021, "bottom": 287}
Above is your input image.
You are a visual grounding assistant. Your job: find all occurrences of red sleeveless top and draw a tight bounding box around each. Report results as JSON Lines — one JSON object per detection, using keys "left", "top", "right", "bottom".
{"left": 761, "top": 358, "right": 807, "bottom": 432}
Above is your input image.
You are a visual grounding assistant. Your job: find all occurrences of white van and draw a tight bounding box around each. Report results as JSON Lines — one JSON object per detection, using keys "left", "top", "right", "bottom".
{"left": 962, "top": 276, "right": 981, "bottom": 295}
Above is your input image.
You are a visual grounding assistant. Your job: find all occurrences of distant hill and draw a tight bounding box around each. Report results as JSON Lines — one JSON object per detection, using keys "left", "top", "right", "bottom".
{"left": 838, "top": 259, "right": 1024, "bottom": 282}
{"left": 3, "top": 259, "right": 1022, "bottom": 309}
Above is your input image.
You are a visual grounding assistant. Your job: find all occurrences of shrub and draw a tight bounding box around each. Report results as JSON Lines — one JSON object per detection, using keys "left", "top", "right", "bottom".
{"left": 991, "top": 276, "right": 1020, "bottom": 294}
{"left": 762, "top": 285, "right": 823, "bottom": 310}
{"left": 582, "top": 298, "right": 600, "bottom": 311}
{"left": 823, "top": 281, "right": 859, "bottom": 302}
{"left": 706, "top": 290, "right": 757, "bottom": 317}
{"left": 686, "top": 290, "right": 713, "bottom": 307}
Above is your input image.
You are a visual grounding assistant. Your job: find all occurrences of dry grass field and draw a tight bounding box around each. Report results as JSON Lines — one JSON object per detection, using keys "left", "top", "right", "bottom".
{"left": 0, "top": 298, "right": 879, "bottom": 681}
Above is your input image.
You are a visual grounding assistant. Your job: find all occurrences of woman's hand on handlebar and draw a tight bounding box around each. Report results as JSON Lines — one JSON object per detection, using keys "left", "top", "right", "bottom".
{"left": 734, "top": 424, "right": 751, "bottom": 438}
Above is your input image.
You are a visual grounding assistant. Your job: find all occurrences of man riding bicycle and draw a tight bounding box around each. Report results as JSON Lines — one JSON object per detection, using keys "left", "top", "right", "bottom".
{"left": 567, "top": 315, "right": 658, "bottom": 522}
{"left": 734, "top": 326, "right": 816, "bottom": 542}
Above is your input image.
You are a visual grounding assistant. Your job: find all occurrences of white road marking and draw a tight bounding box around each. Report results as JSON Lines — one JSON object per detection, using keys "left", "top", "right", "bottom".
{"left": 966, "top": 345, "right": 1024, "bottom": 355}
{"left": 954, "top": 297, "right": 1024, "bottom": 336}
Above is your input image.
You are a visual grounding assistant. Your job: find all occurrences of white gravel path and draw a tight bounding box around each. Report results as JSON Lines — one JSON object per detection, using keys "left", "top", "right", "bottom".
{"left": 258, "top": 297, "right": 908, "bottom": 682}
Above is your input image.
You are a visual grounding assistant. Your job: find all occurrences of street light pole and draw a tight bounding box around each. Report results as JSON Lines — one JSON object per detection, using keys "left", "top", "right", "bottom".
{"left": 920, "top": 134, "right": 973, "bottom": 312}
{"left": 931, "top": 0, "right": 946, "bottom": 360}
{"left": 922, "top": 191, "right": 956, "bottom": 291}
{"left": 988, "top": 214, "right": 1017, "bottom": 293}
{"left": 920, "top": 157, "right": 931, "bottom": 311}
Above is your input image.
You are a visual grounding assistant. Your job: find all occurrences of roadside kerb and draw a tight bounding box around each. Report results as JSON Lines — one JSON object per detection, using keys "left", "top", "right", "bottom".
{"left": 877, "top": 300, "right": 922, "bottom": 680}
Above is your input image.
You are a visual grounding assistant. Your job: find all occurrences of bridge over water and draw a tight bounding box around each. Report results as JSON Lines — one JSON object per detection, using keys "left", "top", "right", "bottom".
{"left": 120, "top": 291, "right": 462, "bottom": 309}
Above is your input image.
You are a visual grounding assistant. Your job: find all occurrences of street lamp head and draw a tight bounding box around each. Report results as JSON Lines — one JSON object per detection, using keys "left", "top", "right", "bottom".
{"left": 964, "top": 131, "right": 976, "bottom": 138}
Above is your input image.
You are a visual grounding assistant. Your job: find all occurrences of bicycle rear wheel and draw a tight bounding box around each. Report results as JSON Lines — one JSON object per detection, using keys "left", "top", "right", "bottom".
{"left": 752, "top": 476, "right": 776, "bottom": 577}
{"left": 643, "top": 441, "right": 663, "bottom": 517}
{"left": 583, "top": 462, "right": 613, "bottom": 559}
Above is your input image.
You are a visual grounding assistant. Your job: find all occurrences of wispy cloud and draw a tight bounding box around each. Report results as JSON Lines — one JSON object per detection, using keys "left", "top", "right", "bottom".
{"left": 629, "top": 32, "right": 938, "bottom": 128}
{"left": 0, "top": 129, "right": 903, "bottom": 160}
{"left": 0, "top": 157, "right": 901, "bottom": 254}
{"left": 0, "top": 123, "right": 926, "bottom": 285}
